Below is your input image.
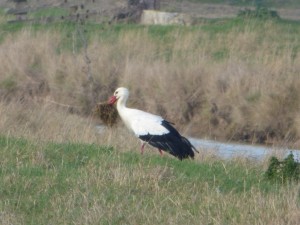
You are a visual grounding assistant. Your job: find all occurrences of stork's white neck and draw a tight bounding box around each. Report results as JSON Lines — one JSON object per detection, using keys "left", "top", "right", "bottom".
{"left": 116, "top": 95, "right": 128, "bottom": 112}
{"left": 116, "top": 95, "right": 133, "bottom": 131}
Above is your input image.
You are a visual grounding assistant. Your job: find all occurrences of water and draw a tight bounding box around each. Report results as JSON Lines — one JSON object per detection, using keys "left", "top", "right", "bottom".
{"left": 96, "top": 125, "right": 300, "bottom": 161}
{"left": 190, "top": 138, "right": 300, "bottom": 161}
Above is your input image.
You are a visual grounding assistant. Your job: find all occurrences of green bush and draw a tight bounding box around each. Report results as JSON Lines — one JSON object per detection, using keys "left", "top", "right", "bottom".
{"left": 265, "top": 153, "right": 300, "bottom": 183}
{"left": 238, "top": 7, "right": 280, "bottom": 19}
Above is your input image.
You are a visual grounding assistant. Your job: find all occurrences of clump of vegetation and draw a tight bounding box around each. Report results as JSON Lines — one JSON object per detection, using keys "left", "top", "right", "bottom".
{"left": 265, "top": 153, "right": 300, "bottom": 183}
{"left": 93, "top": 103, "right": 119, "bottom": 126}
{"left": 0, "top": 77, "right": 17, "bottom": 92}
{"left": 238, "top": 7, "right": 280, "bottom": 19}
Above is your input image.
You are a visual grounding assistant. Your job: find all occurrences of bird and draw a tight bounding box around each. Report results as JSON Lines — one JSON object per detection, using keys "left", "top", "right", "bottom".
{"left": 108, "top": 87, "right": 198, "bottom": 160}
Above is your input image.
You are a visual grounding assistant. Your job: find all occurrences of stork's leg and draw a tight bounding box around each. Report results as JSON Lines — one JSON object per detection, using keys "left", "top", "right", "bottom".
{"left": 158, "top": 149, "right": 163, "bottom": 156}
{"left": 140, "top": 142, "right": 146, "bottom": 155}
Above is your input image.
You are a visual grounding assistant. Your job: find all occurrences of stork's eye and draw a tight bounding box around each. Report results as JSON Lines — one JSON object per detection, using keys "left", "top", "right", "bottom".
{"left": 115, "top": 91, "right": 118, "bottom": 95}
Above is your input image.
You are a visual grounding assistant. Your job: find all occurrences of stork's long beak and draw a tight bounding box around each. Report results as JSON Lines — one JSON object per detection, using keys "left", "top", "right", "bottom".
{"left": 108, "top": 95, "right": 117, "bottom": 105}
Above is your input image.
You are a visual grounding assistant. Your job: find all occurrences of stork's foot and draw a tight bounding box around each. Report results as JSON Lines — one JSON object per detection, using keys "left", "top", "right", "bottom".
{"left": 140, "top": 143, "right": 146, "bottom": 155}
{"left": 158, "top": 149, "right": 163, "bottom": 156}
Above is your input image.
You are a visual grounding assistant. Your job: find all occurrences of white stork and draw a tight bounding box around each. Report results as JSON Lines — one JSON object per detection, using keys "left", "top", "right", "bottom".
{"left": 108, "top": 87, "right": 198, "bottom": 160}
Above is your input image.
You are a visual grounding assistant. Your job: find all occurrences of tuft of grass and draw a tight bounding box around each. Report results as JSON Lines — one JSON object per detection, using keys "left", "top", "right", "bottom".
{"left": 0, "top": 76, "right": 17, "bottom": 91}
{"left": 93, "top": 103, "right": 119, "bottom": 127}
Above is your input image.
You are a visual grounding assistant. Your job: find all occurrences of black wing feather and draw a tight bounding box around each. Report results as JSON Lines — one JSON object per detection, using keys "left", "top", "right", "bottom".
{"left": 138, "top": 120, "right": 198, "bottom": 160}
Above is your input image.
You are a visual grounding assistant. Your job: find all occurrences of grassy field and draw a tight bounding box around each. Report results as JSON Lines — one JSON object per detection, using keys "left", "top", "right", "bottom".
{"left": 0, "top": 136, "right": 299, "bottom": 225}
{"left": 0, "top": 8, "right": 300, "bottom": 224}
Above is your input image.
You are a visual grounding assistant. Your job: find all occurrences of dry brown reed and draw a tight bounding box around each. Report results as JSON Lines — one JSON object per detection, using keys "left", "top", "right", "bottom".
{"left": 0, "top": 21, "right": 299, "bottom": 147}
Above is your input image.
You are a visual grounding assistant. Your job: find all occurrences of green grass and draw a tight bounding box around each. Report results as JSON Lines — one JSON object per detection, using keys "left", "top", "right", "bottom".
{"left": 0, "top": 13, "right": 295, "bottom": 34}
{"left": 0, "top": 14, "right": 299, "bottom": 46}
{"left": 28, "top": 7, "right": 69, "bottom": 19}
{"left": 0, "top": 136, "right": 298, "bottom": 224}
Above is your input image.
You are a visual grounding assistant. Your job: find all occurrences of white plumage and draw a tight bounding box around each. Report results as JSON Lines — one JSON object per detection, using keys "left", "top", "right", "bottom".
{"left": 122, "top": 109, "right": 169, "bottom": 136}
{"left": 108, "top": 87, "right": 198, "bottom": 160}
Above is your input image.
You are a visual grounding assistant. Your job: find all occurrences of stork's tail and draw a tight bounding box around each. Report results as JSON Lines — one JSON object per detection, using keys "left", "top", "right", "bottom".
{"left": 179, "top": 136, "right": 199, "bottom": 160}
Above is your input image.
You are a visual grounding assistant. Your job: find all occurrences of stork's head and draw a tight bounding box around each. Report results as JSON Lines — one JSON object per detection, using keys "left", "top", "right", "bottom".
{"left": 108, "top": 87, "right": 129, "bottom": 105}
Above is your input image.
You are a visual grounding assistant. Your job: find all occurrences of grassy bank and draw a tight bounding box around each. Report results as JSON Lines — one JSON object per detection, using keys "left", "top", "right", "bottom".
{"left": 0, "top": 16, "right": 300, "bottom": 146}
{"left": 0, "top": 136, "right": 299, "bottom": 224}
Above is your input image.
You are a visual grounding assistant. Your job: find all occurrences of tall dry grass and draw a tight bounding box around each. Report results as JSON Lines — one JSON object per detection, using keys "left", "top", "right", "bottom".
{"left": 0, "top": 20, "right": 300, "bottom": 147}
{"left": 0, "top": 100, "right": 141, "bottom": 150}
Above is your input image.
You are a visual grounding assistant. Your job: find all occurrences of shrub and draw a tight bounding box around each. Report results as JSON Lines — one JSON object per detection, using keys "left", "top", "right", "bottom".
{"left": 265, "top": 153, "right": 300, "bottom": 183}
{"left": 238, "top": 7, "right": 280, "bottom": 20}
